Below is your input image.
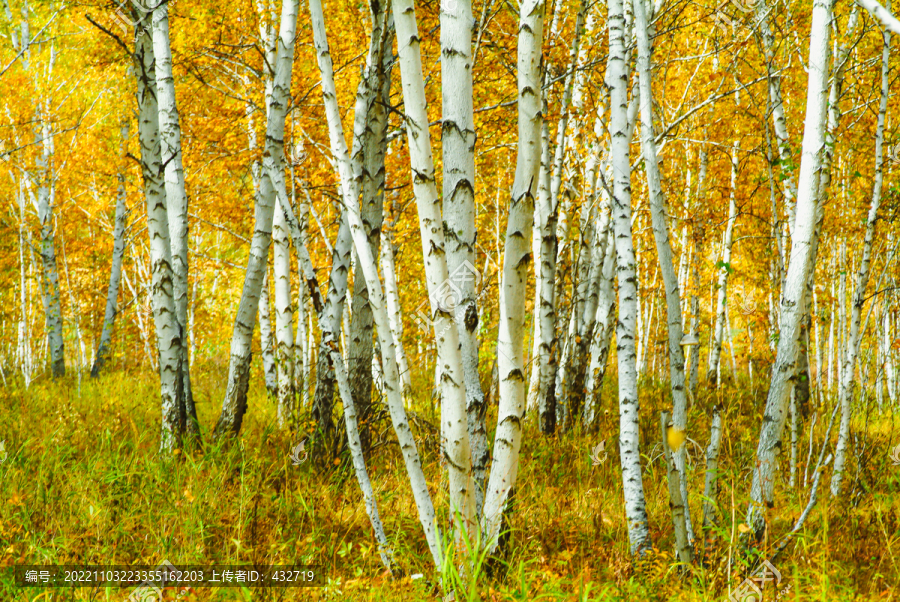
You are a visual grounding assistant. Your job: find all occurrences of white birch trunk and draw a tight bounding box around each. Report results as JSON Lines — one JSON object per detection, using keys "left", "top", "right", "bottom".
{"left": 133, "top": 18, "right": 186, "bottom": 453}
{"left": 608, "top": 0, "right": 651, "bottom": 555}
{"left": 441, "top": 0, "right": 489, "bottom": 519}
{"left": 151, "top": 0, "right": 196, "bottom": 431}
{"left": 831, "top": 22, "right": 890, "bottom": 497}
{"left": 584, "top": 229, "right": 616, "bottom": 428}
{"left": 214, "top": 0, "right": 298, "bottom": 437}
{"left": 308, "top": 0, "right": 446, "bottom": 567}
{"left": 481, "top": 0, "right": 544, "bottom": 553}
{"left": 707, "top": 143, "right": 738, "bottom": 388}
{"left": 91, "top": 117, "right": 130, "bottom": 378}
{"left": 273, "top": 203, "right": 295, "bottom": 426}
{"left": 259, "top": 271, "right": 277, "bottom": 396}
{"left": 389, "top": 0, "right": 476, "bottom": 539}
{"left": 747, "top": 0, "right": 832, "bottom": 536}
{"left": 635, "top": 0, "right": 692, "bottom": 555}
{"left": 381, "top": 222, "right": 412, "bottom": 394}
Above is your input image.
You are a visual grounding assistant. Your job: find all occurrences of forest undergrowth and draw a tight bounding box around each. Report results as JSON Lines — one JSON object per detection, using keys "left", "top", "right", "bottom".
{"left": 0, "top": 367, "right": 897, "bottom": 601}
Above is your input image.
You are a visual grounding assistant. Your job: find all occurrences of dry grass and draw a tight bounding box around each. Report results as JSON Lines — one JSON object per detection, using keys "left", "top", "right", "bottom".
{"left": 0, "top": 367, "right": 897, "bottom": 600}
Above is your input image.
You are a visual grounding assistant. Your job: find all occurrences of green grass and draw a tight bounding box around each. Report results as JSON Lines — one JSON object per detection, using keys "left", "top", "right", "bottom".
{"left": 0, "top": 368, "right": 897, "bottom": 600}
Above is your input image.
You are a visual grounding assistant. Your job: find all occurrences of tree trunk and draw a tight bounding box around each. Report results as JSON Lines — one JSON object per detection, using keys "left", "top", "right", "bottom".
{"left": 607, "top": 0, "right": 651, "bottom": 556}
{"left": 349, "top": 40, "right": 391, "bottom": 455}
{"left": 441, "top": 0, "right": 489, "bottom": 519}
{"left": 213, "top": 0, "right": 299, "bottom": 438}
{"left": 481, "top": 0, "right": 544, "bottom": 554}
{"left": 707, "top": 143, "right": 737, "bottom": 389}
{"left": 133, "top": 16, "right": 186, "bottom": 453}
{"left": 272, "top": 202, "right": 296, "bottom": 427}
{"left": 91, "top": 118, "right": 131, "bottom": 378}
{"left": 308, "top": 1, "right": 445, "bottom": 567}
{"left": 831, "top": 21, "right": 890, "bottom": 497}
{"left": 747, "top": 0, "right": 832, "bottom": 538}
{"left": 635, "top": 0, "right": 692, "bottom": 554}
{"left": 151, "top": 0, "right": 197, "bottom": 433}
{"left": 380, "top": 221, "right": 412, "bottom": 394}
{"left": 259, "top": 271, "right": 277, "bottom": 397}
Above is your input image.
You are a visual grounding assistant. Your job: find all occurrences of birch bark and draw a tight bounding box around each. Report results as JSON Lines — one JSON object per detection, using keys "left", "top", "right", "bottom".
{"left": 151, "top": 0, "right": 197, "bottom": 432}
{"left": 747, "top": 0, "right": 832, "bottom": 536}
{"left": 133, "top": 16, "right": 186, "bottom": 452}
{"left": 308, "top": 0, "right": 445, "bottom": 567}
{"left": 390, "top": 0, "right": 476, "bottom": 537}
{"left": 441, "top": 0, "right": 489, "bottom": 519}
{"left": 608, "top": 0, "right": 651, "bottom": 555}
{"left": 481, "top": 0, "right": 544, "bottom": 553}
{"left": 831, "top": 20, "right": 890, "bottom": 497}
{"left": 635, "top": 0, "right": 692, "bottom": 555}
{"left": 213, "top": 0, "right": 298, "bottom": 437}
{"left": 91, "top": 118, "right": 131, "bottom": 378}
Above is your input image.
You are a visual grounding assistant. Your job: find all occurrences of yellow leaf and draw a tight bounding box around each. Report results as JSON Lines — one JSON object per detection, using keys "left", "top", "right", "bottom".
{"left": 738, "top": 523, "right": 751, "bottom": 534}
{"left": 666, "top": 427, "right": 686, "bottom": 451}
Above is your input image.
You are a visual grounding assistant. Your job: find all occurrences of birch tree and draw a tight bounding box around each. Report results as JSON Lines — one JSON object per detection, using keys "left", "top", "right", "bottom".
{"left": 213, "top": 0, "right": 299, "bottom": 437}
{"left": 831, "top": 18, "right": 890, "bottom": 497}
{"left": 91, "top": 117, "right": 130, "bottom": 378}
{"left": 133, "top": 13, "right": 187, "bottom": 453}
{"left": 747, "top": 0, "right": 832, "bottom": 537}
{"left": 308, "top": 0, "right": 446, "bottom": 567}
{"left": 441, "top": 0, "right": 489, "bottom": 518}
{"left": 635, "top": 0, "right": 691, "bottom": 557}
{"left": 390, "top": 0, "right": 476, "bottom": 537}
{"left": 481, "top": 0, "right": 544, "bottom": 552}
{"left": 151, "top": 0, "right": 197, "bottom": 433}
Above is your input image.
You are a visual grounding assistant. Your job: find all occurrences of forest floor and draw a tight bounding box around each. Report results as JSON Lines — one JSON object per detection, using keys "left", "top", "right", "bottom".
{"left": 0, "top": 367, "right": 898, "bottom": 600}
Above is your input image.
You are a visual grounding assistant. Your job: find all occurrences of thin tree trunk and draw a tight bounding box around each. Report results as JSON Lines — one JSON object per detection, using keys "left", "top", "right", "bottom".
{"left": 213, "top": 0, "right": 299, "bottom": 438}
{"left": 381, "top": 221, "right": 412, "bottom": 394}
{"left": 584, "top": 228, "right": 616, "bottom": 429}
{"left": 831, "top": 21, "right": 890, "bottom": 497}
{"left": 635, "top": 0, "right": 692, "bottom": 555}
{"left": 747, "top": 0, "right": 832, "bottom": 537}
{"left": 308, "top": 1, "right": 445, "bottom": 567}
{"left": 91, "top": 117, "right": 131, "bottom": 378}
{"left": 259, "top": 271, "right": 277, "bottom": 397}
{"left": 707, "top": 143, "right": 738, "bottom": 389}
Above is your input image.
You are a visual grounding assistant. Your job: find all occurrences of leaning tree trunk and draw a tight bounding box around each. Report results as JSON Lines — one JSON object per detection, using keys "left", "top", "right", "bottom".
{"left": 309, "top": 0, "right": 445, "bottom": 568}
{"left": 607, "top": 0, "right": 651, "bottom": 556}
{"left": 831, "top": 21, "right": 890, "bottom": 497}
{"left": 133, "top": 16, "right": 186, "bottom": 453}
{"left": 480, "top": 0, "right": 544, "bottom": 554}
{"left": 349, "top": 39, "right": 391, "bottom": 456}
{"left": 635, "top": 0, "right": 692, "bottom": 561}
{"left": 213, "top": 0, "right": 299, "bottom": 438}
{"left": 747, "top": 0, "right": 832, "bottom": 538}
{"left": 91, "top": 118, "right": 131, "bottom": 378}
